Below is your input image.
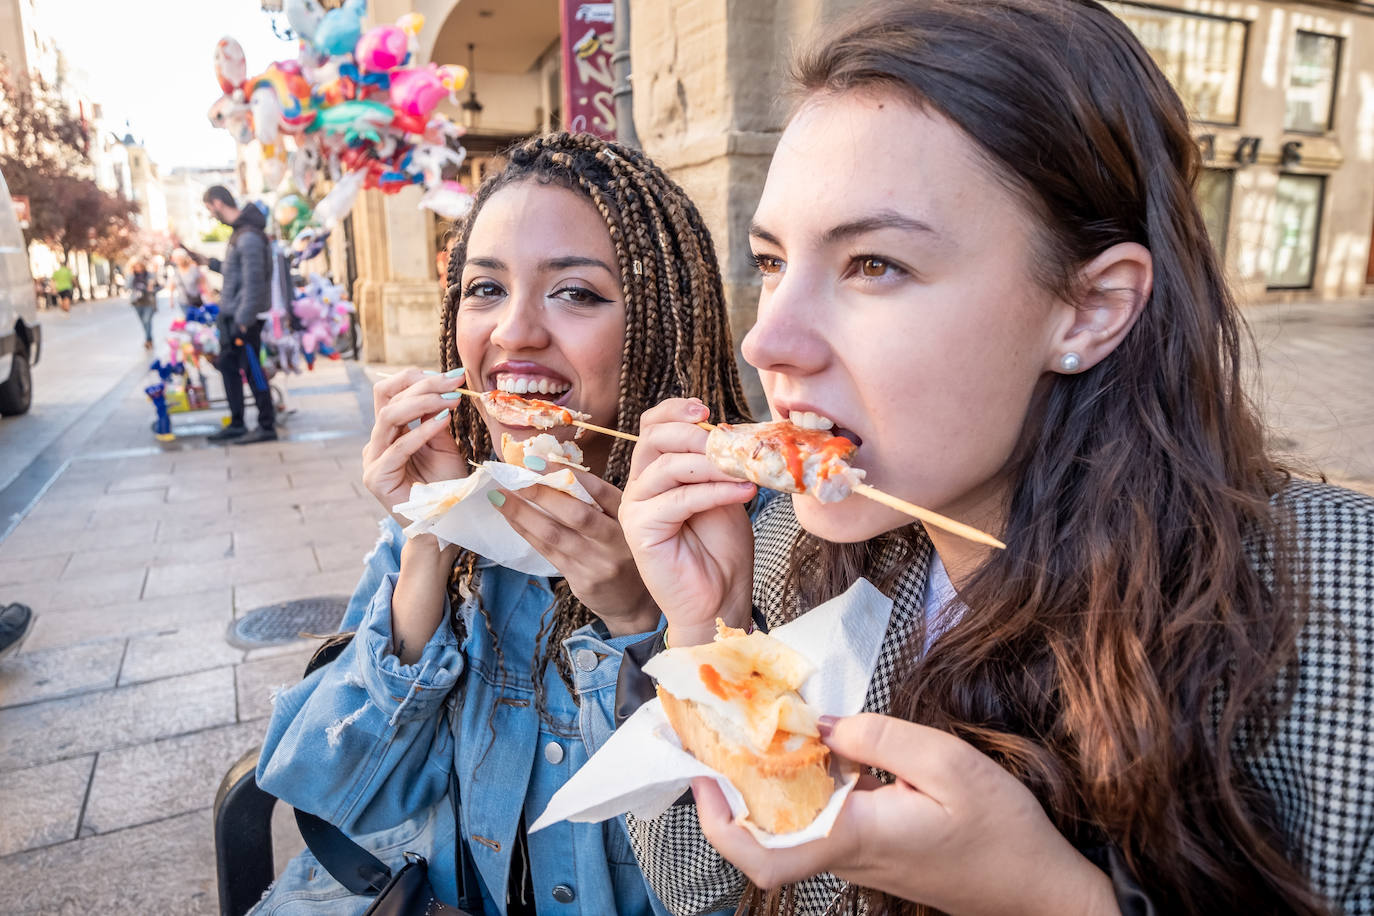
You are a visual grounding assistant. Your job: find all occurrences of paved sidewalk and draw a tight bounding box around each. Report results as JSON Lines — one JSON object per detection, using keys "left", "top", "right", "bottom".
{"left": 1247, "top": 297, "right": 1374, "bottom": 496}
{"left": 0, "top": 355, "right": 385, "bottom": 913}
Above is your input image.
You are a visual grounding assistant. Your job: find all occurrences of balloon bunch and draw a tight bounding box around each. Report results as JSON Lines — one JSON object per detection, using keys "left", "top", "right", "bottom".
{"left": 208, "top": 0, "right": 476, "bottom": 243}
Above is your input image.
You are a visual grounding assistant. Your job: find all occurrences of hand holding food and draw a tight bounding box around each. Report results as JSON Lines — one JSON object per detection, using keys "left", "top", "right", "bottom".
{"left": 362, "top": 367, "right": 469, "bottom": 522}
{"left": 690, "top": 713, "right": 1118, "bottom": 914}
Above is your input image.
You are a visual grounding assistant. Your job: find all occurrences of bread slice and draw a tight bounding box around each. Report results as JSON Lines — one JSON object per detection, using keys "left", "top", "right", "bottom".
{"left": 658, "top": 687, "right": 832, "bottom": 834}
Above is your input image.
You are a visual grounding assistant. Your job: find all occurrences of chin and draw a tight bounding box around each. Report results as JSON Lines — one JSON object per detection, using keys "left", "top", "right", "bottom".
{"left": 790, "top": 494, "right": 910, "bottom": 544}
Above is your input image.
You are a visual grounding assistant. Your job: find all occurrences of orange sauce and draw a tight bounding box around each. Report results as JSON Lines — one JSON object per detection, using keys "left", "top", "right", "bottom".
{"left": 758, "top": 423, "right": 856, "bottom": 489}
{"left": 699, "top": 663, "right": 765, "bottom": 703}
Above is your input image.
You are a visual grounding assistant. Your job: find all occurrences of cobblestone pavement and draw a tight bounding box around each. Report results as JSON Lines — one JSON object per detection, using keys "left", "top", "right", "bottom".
{"left": 1247, "top": 297, "right": 1374, "bottom": 496}
{"left": 0, "top": 295, "right": 1369, "bottom": 913}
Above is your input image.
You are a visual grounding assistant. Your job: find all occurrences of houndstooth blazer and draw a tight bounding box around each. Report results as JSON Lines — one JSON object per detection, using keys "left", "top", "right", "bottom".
{"left": 625, "top": 479, "right": 1374, "bottom": 915}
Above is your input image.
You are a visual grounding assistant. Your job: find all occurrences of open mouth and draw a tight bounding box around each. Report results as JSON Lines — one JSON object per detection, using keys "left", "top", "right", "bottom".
{"left": 785, "top": 409, "right": 864, "bottom": 449}
{"left": 487, "top": 362, "right": 574, "bottom": 407}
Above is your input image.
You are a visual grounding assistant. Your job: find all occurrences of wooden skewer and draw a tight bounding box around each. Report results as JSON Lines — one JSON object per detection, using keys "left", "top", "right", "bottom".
{"left": 414, "top": 386, "right": 1007, "bottom": 548}
{"left": 851, "top": 483, "right": 1006, "bottom": 549}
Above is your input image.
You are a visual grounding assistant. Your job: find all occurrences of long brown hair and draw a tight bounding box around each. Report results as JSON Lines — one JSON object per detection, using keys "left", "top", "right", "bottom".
{"left": 438, "top": 132, "right": 752, "bottom": 724}
{"left": 759, "top": 2, "right": 1323, "bottom": 913}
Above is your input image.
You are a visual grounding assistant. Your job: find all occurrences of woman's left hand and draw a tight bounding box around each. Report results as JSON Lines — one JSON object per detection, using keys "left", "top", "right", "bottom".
{"left": 692, "top": 713, "right": 1120, "bottom": 916}
{"left": 491, "top": 466, "right": 659, "bottom": 637}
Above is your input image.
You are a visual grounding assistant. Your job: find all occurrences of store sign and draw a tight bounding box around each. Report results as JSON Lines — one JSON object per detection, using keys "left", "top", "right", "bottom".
{"left": 560, "top": 0, "right": 616, "bottom": 139}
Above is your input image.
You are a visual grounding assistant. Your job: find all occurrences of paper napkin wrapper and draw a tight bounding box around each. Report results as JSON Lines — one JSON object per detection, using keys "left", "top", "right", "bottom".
{"left": 531, "top": 578, "right": 893, "bottom": 848}
{"left": 392, "top": 462, "right": 595, "bottom": 577}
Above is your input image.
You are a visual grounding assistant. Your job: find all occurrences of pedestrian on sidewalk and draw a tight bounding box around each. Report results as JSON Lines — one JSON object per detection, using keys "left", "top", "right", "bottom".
{"left": 169, "top": 248, "right": 208, "bottom": 315}
{"left": 202, "top": 186, "right": 276, "bottom": 444}
{"left": 52, "top": 263, "right": 73, "bottom": 312}
{"left": 127, "top": 256, "right": 160, "bottom": 351}
{"left": 0, "top": 602, "right": 34, "bottom": 661}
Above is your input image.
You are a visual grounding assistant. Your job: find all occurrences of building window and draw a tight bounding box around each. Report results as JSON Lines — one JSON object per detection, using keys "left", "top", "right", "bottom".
{"left": 1285, "top": 31, "right": 1341, "bottom": 133}
{"left": 1197, "top": 168, "right": 1233, "bottom": 258}
{"left": 1266, "top": 173, "right": 1325, "bottom": 290}
{"left": 1103, "top": 2, "right": 1247, "bottom": 125}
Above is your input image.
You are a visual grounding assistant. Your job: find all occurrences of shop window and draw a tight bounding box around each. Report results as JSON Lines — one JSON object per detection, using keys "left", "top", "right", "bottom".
{"left": 1266, "top": 174, "right": 1325, "bottom": 290}
{"left": 1285, "top": 31, "right": 1341, "bottom": 133}
{"left": 1104, "top": 2, "right": 1247, "bottom": 124}
{"left": 1197, "top": 168, "right": 1233, "bottom": 259}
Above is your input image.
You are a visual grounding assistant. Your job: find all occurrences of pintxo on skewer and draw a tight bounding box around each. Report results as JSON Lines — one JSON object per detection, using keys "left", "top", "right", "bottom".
{"left": 446, "top": 385, "right": 1005, "bottom": 548}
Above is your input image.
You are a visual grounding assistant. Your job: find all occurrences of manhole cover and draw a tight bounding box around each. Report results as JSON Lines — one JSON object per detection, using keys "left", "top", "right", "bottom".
{"left": 229, "top": 596, "right": 350, "bottom": 648}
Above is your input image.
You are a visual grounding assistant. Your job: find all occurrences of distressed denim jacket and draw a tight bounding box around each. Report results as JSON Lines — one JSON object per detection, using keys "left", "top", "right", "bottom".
{"left": 252, "top": 518, "right": 673, "bottom": 916}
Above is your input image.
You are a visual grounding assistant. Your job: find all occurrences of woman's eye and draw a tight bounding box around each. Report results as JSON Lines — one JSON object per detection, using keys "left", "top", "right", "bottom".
{"left": 751, "top": 253, "right": 784, "bottom": 276}
{"left": 859, "top": 257, "right": 892, "bottom": 278}
{"left": 463, "top": 280, "right": 503, "bottom": 299}
{"left": 553, "top": 286, "right": 611, "bottom": 304}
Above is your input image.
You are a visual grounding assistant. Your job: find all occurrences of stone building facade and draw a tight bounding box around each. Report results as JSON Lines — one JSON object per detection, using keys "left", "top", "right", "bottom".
{"left": 348, "top": 0, "right": 1374, "bottom": 370}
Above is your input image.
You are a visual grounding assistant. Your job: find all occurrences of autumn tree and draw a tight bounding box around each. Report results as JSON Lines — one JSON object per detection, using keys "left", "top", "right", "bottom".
{"left": 0, "top": 63, "right": 139, "bottom": 264}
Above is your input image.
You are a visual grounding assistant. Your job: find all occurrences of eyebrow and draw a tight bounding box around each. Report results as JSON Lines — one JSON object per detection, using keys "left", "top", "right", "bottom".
{"left": 463, "top": 255, "right": 616, "bottom": 274}
{"left": 749, "top": 209, "right": 944, "bottom": 248}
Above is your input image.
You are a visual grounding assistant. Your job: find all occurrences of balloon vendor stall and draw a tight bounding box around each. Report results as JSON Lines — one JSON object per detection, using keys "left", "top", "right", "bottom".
{"left": 148, "top": 0, "right": 475, "bottom": 441}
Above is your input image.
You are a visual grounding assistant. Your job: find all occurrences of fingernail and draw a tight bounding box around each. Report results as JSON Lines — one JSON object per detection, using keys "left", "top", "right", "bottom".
{"left": 487, "top": 490, "right": 506, "bottom": 507}
{"left": 688, "top": 402, "right": 709, "bottom": 419}
{"left": 441, "top": 391, "right": 463, "bottom": 400}
{"left": 422, "top": 369, "right": 439, "bottom": 376}
{"left": 523, "top": 455, "right": 546, "bottom": 471}
{"left": 817, "top": 715, "right": 836, "bottom": 738}
{"left": 445, "top": 367, "right": 466, "bottom": 378}
{"left": 433, "top": 408, "right": 450, "bottom": 422}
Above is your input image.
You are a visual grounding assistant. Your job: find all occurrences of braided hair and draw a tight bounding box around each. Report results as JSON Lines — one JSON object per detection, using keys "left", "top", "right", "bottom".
{"left": 438, "top": 132, "right": 752, "bottom": 724}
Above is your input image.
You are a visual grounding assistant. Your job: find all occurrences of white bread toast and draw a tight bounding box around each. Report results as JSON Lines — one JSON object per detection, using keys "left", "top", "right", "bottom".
{"left": 647, "top": 621, "right": 832, "bottom": 834}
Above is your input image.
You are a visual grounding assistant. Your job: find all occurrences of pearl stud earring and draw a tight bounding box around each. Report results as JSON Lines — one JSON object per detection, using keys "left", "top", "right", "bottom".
{"left": 1060, "top": 352, "right": 1082, "bottom": 372}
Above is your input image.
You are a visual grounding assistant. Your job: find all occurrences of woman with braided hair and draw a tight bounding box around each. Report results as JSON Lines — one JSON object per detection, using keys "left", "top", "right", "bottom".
{"left": 252, "top": 132, "right": 751, "bottom": 916}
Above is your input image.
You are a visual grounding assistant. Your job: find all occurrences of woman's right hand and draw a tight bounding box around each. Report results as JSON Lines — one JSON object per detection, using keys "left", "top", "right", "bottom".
{"left": 619, "top": 398, "right": 758, "bottom": 647}
{"left": 362, "top": 368, "right": 470, "bottom": 522}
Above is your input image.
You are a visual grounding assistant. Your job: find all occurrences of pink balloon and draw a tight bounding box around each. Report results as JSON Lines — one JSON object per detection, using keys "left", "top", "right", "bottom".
{"left": 389, "top": 66, "right": 448, "bottom": 119}
{"left": 355, "top": 25, "right": 409, "bottom": 73}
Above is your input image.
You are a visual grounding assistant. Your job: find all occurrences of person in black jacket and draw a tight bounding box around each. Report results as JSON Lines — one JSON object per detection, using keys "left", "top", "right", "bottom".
{"left": 202, "top": 186, "right": 276, "bottom": 443}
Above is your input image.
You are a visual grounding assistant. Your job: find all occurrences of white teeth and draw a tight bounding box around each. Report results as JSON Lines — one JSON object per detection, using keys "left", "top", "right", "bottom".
{"left": 494, "top": 374, "right": 571, "bottom": 397}
{"left": 787, "top": 410, "right": 834, "bottom": 430}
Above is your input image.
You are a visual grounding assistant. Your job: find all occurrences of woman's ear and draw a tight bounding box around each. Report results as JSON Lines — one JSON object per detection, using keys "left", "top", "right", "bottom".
{"left": 1047, "top": 242, "right": 1152, "bottom": 374}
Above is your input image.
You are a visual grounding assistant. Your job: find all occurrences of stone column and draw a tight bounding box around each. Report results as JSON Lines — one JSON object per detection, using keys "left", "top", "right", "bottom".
{"left": 628, "top": 0, "right": 863, "bottom": 412}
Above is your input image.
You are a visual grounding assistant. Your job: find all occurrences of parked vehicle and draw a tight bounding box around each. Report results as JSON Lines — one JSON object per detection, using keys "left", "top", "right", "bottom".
{"left": 0, "top": 168, "right": 41, "bottom": 416}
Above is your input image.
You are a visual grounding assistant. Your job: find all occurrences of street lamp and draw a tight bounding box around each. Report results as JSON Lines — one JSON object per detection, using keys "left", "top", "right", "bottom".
{"left": 460, "top": 43, "right": 484, "bottom": 128}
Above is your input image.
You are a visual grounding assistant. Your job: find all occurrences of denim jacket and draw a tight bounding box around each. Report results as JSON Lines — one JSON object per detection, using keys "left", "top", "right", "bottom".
{"left": 253, "top": 518, "right": 673, "bottom": 916}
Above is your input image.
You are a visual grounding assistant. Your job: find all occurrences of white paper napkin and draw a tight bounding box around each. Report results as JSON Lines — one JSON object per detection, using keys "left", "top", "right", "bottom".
{"left": 530, "top": 578, "right": 893, "bottom": 847}
{"left": 392, "top": 462, "right": 597, "bottom": 576}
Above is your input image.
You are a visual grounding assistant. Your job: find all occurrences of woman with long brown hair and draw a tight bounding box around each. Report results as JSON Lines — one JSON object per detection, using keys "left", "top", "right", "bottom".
{"left": 253, "top": 132, "right": 750, "bottom": 915}
{"left": 617, "top": 1, "right": 1373, "bottom": 913}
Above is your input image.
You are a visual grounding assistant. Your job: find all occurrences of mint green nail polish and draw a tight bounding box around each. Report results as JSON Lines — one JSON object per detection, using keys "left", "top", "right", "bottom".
{"left": 433, "top": 408, "right": 450, "bottom": 422}
{"left": 441, "top": 391, "right": 462, "bottom": 400}
{"left": 523, "top": 455, "right": 546, "bottom": 471}
{"left": 422, "top": 369, "right": 439, "bottom": 376}
{"left": 445, "top": 367, "right": 466, "bottom": 378}
{"left": 487, "top": 490, "right": 506, "bottom": 508}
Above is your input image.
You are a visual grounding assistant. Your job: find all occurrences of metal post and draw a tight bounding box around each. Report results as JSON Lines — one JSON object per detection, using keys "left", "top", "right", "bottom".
{"left": 612, "top": 0, "right": 639, "bottom": 148}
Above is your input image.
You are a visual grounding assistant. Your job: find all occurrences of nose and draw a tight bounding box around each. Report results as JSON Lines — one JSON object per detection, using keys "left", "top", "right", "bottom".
{"left": 489, "top": 288, "right": 552, "bottom": 353}
{"left": 740, "top": 267, "right": 830, "bottom": 378}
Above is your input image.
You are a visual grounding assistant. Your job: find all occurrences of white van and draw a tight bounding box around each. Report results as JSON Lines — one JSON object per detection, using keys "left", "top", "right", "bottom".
{"left": 0, "top": 167, "right": 41, "bottom": 416}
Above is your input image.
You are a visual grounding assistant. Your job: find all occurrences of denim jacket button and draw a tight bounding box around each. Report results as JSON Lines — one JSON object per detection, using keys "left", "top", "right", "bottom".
{"left": 552, "top": 884, "right": 575, "bottom": 903}
{"left": 574, "top": 648, "right": 599, "bottom": 672}
{"left": 544, "top": 740, "right": 565, "bottom": 764}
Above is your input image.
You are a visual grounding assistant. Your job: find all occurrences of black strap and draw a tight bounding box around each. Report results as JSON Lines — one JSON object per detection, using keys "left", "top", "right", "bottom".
{"left": 295, "top": 807, "right": 392, "bottom": 894}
